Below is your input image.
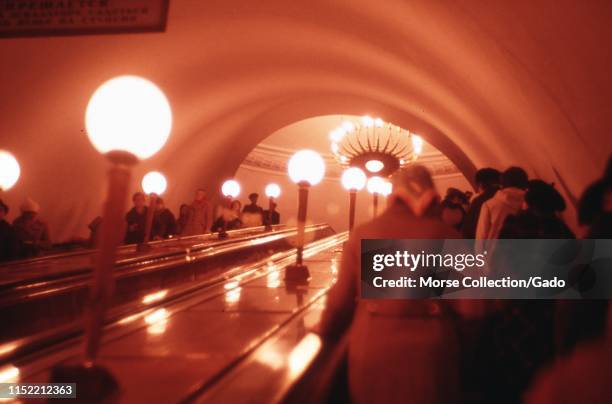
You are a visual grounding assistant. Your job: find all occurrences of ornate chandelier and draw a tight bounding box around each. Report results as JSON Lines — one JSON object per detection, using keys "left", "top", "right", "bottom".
{"left": 329, "top": 116, "right": 423, "bottom": 177}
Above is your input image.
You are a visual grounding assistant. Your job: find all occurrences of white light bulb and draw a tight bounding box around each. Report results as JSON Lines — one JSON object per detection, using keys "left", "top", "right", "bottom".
{"left": 85, "top": 75, "right": 172, "bottom": 160}
{"left": 288, "top": 150, "right": 326, "bottom": 186}
{"left": 341, "top": 121, "right": 355, "bottom": 132}
{"left": 0, "top": 150, "right": 20, "bottom": 191}
{"left": 365, "top": 159, "right": 384, "bottom": 173}
{"left": 265, "top": 183, "right": 281, "bottom": 198}
{"left": 222, "top": 180, "right": 241, "bottom": 198}
{"left": 381, "top": 180, "right": 393, "bottom": 196}
{"left": 361, "top": 115, "right": 374, "bottom": 127}
{"left": 341, "top": 167, "right": 367, "bottom": 191}
{"left": 141, "top": 171, "right": 167, "bottom": 195}
{"left": 367, "top": 176, "right": 386, "bottom": 194}
{"left": 412, "top": 135, "right": 423, "bottom": 155}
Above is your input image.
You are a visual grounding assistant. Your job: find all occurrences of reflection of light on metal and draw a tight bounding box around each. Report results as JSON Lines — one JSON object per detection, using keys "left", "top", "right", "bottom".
{"left": 145, "top": 308, "right": 169, "bottom": 335}
{"left": 141, "top": 289, "right": 168, "bottom": 304}
{"left": 250, "top": 234, "right": 282, "bottom": 245}
{"left": 267, "top": 270, "right": 281, "bottom": 288}
{"left": 254, "top": 346, "right": 284, "bottom": 370}
{"left": 118, "top": 313, "right": 141, "bottom": 325}
{"left": 288, "top": 333, "right": 322, "bottom": 377}
{"left": 224, "top": 280, "right": 240, "bottom": 290}
{"left": 225, "top": 287, "right": 242, "bottom": 304}
{"left": 0, "top": 343, "right": 18, "bottom": 356}
{"left": 0, "top": 365, "right": 19, "bottom": 383}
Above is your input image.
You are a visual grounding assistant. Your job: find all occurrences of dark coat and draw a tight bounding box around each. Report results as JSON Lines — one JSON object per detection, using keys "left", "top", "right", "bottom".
{"left": 499, "top": 210, "right": 575, "bottom": 239}
{"left": 0, "top": 219, "right": 18, "bottom": 262}
{"left": 462, "top": 187, "right": 497, "bottom": 238}
{"left": 319, "top": 201, "right": 461, "bottom": 404}
{"left": 124, "top": 207, "right": 148, "bottom": 244}
{"left": 153, "top": 208, "right": 177, "bottom": 239}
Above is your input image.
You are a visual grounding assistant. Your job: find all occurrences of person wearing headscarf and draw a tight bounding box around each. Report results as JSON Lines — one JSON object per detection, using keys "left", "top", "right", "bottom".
{"left": 12, "top": 197, "right": 51, "bottom": 258}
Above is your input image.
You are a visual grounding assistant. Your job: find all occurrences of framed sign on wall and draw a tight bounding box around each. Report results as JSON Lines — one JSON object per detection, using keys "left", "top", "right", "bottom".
{"left": 0, "top": 0, "right": 170, "bottom": 38}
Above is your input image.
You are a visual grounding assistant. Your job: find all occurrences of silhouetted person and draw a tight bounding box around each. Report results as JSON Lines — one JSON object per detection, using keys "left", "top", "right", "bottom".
{"left": 0, "top": 199, "right": 17, "bottom": 262}
{"left": 462, "top": 168, "right": 500, "bottom": 238}
{"left": 176, "top": 204, "right": 190, "bottom": 235}
{"left": 319, "top": 165, "right": 461, "bottom": 404}
{"left": 578, "top": 155, "right": 612, "bottom": 237}
{"left": 441, "top": 188, "right": 467, "bottom": 231}
{"left": 476, "top": 166, "right": 528, "bottom": 249}
{"left": 13, "top": 198, "right": 51, "bottom": 258}
{"left": 499, "top": 180, "right": 574, "bottom": 238}
{"left": 242, "top": 192, "right": 264, "bottom": 227}
{"left": 211, "top": 200, "right": 242, "bottom": 232}
{"left": 152, "top": 198, "right": 177, "bottom": 239}
{"left": 124, "top": 192, "right": 147, "bottom": 244}
{"left": 182, "top": 189, "right": 210, "bottom": 235}
{"left": 264, "top": 201, "right": 280, "bottom": 225}
{"left": 554, "top": 157, "right": 611, "bottom": 357}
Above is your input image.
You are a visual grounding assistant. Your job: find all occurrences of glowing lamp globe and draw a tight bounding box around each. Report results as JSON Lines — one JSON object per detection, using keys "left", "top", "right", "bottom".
{"left": 85, "top": 75, "right": 172, "bottom": 160}
{"left": 0, "top": 151, "right": 20, "bottom": 191}
{"left": 367, "top": 176, "right": 386, "bottom": 194}
{"left": 365, "top": 159, "right": 384, "bottom": 173}
{"left": 222, "top": 180, "right": 241, "bottom": 198}
{"left": 381, "top": 180, "right": 393, "bottom": 196}
{"left": 141, "top": 171, "right": 167, "bottom": 195}
{"left": 288, "top": 150, "right": 325, "bottom": 186}
{"left": 265, "top": 183, "right": 281, "bottom": 199}
{"left": 341, "top": 167, "right": 367, "bottom": 191}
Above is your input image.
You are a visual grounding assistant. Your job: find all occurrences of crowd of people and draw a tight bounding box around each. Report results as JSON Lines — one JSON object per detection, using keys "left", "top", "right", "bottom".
{"left": 319, "top": 158, "right": 611, "bottom": 404}
{"left": 0, "top": 188, "right": 282, "bottom": 262}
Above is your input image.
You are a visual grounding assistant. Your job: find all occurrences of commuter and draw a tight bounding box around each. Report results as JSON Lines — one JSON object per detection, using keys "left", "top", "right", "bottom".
{"left": 462, "top": 168, "right": 500, "bottom": 238}
{"left": 476, "top": 166, "right": 528, "bottom": 249}
{"left": 578, "top": 156, "right": 612, "bottom": 237}
{"left": 319, "top": 165, "right": 461, "bottom": 404}
{"left": 152, "top": 198, "right": 177, "bottom": 239}
{"left": 554, "top": 158, "right": 611, "bottom": 357}
{"left": 176, "top": 204, "right": 190, "bottom": 235}
{"left": 441, "top": 188, "right": 467, "bottom": 231}
{"left": 0, "top": 199, "right": 17, "bottom": 262}
{"left": 263, "top": 201, "right": 280, "bottom": 226}
{"left": 124, "top": 192, "right": 148, "bottom": 244}
{"left": 211, "top": 200, "right": 242, "bottom": 232}
{"left": 524, "top": 331, "right": 612, "bottom": 404}
{"left": 499, "top": 180, "right": 574, "bottom": 238}
{"left": 13, "top": 198, "right": 51, "bottom": 258}
{"left": 181, "top": 189, "right": 210, "bottom": 235}
{"left": 242, "top": 192, "right": 264, "bottom": 227}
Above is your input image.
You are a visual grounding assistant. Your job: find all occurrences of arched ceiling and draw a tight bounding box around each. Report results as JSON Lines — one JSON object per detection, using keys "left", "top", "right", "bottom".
{"left": 0, "top": 0, "right": 610, "bottom": 240}
{"left": 240, "top": 115, "right": 466, "bottom": 181}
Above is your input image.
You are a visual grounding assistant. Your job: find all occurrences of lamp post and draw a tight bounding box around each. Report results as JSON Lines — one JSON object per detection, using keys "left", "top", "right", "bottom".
{"left": 264, "top": 183, "right": 281, "bottom": 231}
{"left": 341, "top": 167, "right": 366, "bottom": 231}
{"left": 219, "top": 179, "right": 240, "bottom": 239}
{"left": 51, "top": 76, "right": 172, "bottom": 396}
{"left": 286, "top": 150, "right": 325, "bottom": 283}
{"left": 139, "top": 171, "right": 167, "bottom": 251}
{"left": 367, "top": 176, "right": 386, "bottom": 218}
{"left": 0, "top": 150, "right": 20, "bottom": 192}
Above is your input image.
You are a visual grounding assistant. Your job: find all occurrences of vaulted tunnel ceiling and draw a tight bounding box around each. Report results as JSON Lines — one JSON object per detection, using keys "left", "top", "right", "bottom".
{"left": 1, "top": 0, "right": 610, "bottom": 240}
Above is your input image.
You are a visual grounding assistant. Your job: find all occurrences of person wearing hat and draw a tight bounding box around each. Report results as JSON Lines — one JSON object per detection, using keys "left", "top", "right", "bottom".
{"left": 318, "top": 165, "right": 462, "bottom": 404}
{"left": 499, "top": 180, "right": 574, "bottom": 239}
{"left": 0, "top": 199, "right": 18, "bottom": 262}
{"left": 242, "top": 192, "right": 264, "bottom": 227}
{"left": 12, "top": 197, "right": 51, "bottom": 258}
